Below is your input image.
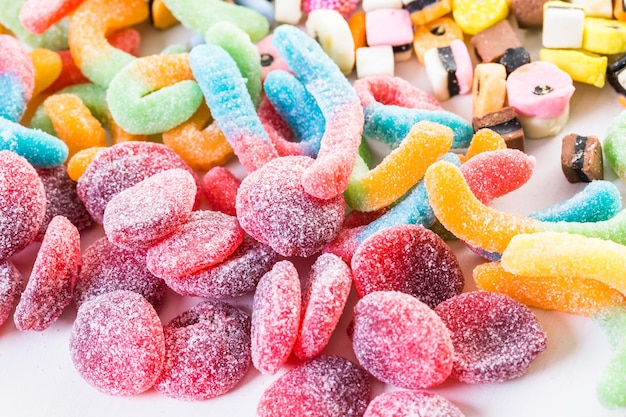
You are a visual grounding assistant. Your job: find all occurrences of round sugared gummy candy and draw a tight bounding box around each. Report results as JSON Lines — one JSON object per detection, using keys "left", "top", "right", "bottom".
{"left": 0, "top": 260, "right": 23, "bottom": 327}
{"left": 434, "top": 291, "right": 547, "bottom": 383}
{"left": 69, "top": 290, "right": 165, "bottom": 396}
{"left": 351, "top": 225, "right": 464, "bottom": 308}
{"left": 363, "top": 390, "right": 465, "bottom": 417}
{"left": 154, "top": 300, "right": 251, "bottom": 400}
{"left": 236, "top": 155, "right": 345, "bottom": 257}
{"left": 74, "top": 236, "right": 166, "bottom": 309}
{"left": 351, "top": 291, "right": 454, "bottom": 389}
{"left": 256, "top": 355, "right": 371, "bottom": 417}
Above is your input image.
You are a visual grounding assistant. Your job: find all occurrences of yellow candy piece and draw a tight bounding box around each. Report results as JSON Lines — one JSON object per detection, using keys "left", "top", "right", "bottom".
{"left": 452, "top": 0, "right": 509, "bottom": 35}
{"left": 583, "top": 17, "right": 626, "bottom": 55}
{"left": 151, "top": 0, "right": 179, "bottom": 30}
{"left": 162, "top": 104, "right": 234, "bottom": 171}
{"left": 412, "top": 16, "right": 464, "bottom": 64}
{"left": 345, "top": 121, "right": 453, "bottom": 212}
{"left": 459, "top": 128, "right": 507, "bottom": 163}
{"left": 43, "top": 93, "right": 108, "bottom": 158}
{"left": 67, "top": 146, "right": 107, "bottom": 181}
{"left": 501, "top": 231, "right": 626, "bottom": 297}
{"left": 472, "top": 63, "right": 507, "bottom": 118}
{"left": 424, "top": 160, "right": 539, "bottom": 253}
{"left": 474, "top": 261, "right": 626, "bottom": 317}
{"left": 29, "top": 48, "right": 62, "bottom": 97}
{"left": 539, "top": 48, "right": 607, "bottom": 88}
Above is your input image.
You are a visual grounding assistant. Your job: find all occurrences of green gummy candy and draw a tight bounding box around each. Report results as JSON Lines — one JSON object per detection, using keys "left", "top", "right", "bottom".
{"left": 604, "top": 110, "right": 626, "bottom": 181}
{"left": 0, "top": 0, "right": 69, "bottom": 50}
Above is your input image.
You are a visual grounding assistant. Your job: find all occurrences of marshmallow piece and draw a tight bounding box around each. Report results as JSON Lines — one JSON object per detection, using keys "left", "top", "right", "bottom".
{"left": 539, "top": 48, "right": 607, "bottom": 88}
{"left": 412, "top": 16, "right": 463, "bottom": 64}
{"left": 607, "top": 54, "right": 626, "bottom": 95}
{"left": 305, "top": 9, "right": 355, "bottom": 74}
{"left": 362, "top": 0, "right": 403, "bottom": 11}
{"left": 452, "top": 0, "right": 510, "bottom": 35}
{"left": 542, "top": 1, "right": 585, "bottom": 49}
{"left": 517, "top": 104, "right": 570, "bottom": 139}
{"left": 561, "top": 133, "right": 604, "bottom": 183}
{"left": 365, "top": 9, "right": 414, "bottom": 47}
{"left": 583, "top": 17, "right": 626, "bottom": 55}
{"left": 424, "top": 40, "right": 473, "bottom": 101}
{"left": 403, "top": 0, "right": 452, "bottom": 26}
{"left": 472, "top": 107, "right": 525, "bottom": 151}
{"left": 499, "top": 47, "right": 531, "bottom": 76}
{"left": 356, "top": 45, "right": 395, "bottom": 78}
{"left": 511, "top": 0, "right": 550, "bottom": 28}
{"left": 274, "top": 0, "right": 302, "bottom": 24}
{"left": 471, "top": 20, "right": 523, "bottom": 63}
{"left": 472, "top": 63, "right": 507, "bottom": 118}
{"left": 570, "top": 0, "right": 613, "bottom": 17}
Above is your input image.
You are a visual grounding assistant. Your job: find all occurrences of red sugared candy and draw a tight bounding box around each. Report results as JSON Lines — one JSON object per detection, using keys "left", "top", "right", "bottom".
{"left": 103, "top": 168, "right": 196, "bottom": 250}
{"left": 0, "top": 260, "right": 23, "bottom": 327}
{"left": 351, "top": 225, "right": 464, "bottom": 308}
{"left": 74, "top": 236, "right": 166, "bottom": 309}
{"left": 293, "top": 253, "right": 352, "bottom": 360}
{"left": 146, "top": 210, "right": 244, "bottom": 279}
{"left": 201, "top": 166, "right": 240, "bottom": 216}
{"left": 163, "top": 235, "right": 278, "bottom": 299}
{"left": 236, "top": 155, "right": 345, "bottom": 257}
{"left": 77, "top": 142, "right": 197, "bottom": 223}
{"left": 351, "top": 291, "right": 454, "bottom": 389}
{"left": 154, "top": 300, "right": 251, "bottom": 400}
{"left": 256, "top": 355, "right": 371, "bottom": 417}
{"left": 434, "top": 291, "right": 548, "bottom": 383}
{"left": 251, "top": 260, "right": 301, "bottom": 375}
{"left": 0, "top": 150, "right": 46, "bottom": 260}
{"left": 14, "top": 215, "right": 80, "bottom": 331}
{"left": 69, "top": 290, "right": 165, "bottom": 396}
{"left": 363, "top": 390, "right": 465, "bottom": 417}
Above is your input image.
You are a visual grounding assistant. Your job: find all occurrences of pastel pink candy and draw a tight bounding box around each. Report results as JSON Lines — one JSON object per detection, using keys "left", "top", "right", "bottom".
{"left": 506, "top": 61, "right": 575, "bottom": 118}
{"left": 201, "top": 166, "right": 240, "bottom": 216}
{"left": 365, "top": 9, "right": 413, "bottom": 47}
{"left": 449, "top": 39, "right": 473, "bottom": 95}
{"left": 0, "top": 35, "right": 35, "bottom": 103}
{"left": 251, "top": 260, "right": 301, "bottom": 375}
{"left": 257, "top": 34, "right": 290, "bottom": 81}
{"left": 19, "top": 0, "right": 85, "bottom": 34}
{"left": 0, "top": 151, "right": 46, "bottom": 260}
{"left": 146, "top": 210, "right": 244, "bottom": 279}
{"left": 353, "top": 75, "right": 442, "bottom": 111}
{"left": 363, "top": 390, "right": 465, "bottom": 417}
{"left": 103, "top": 169, "right": 196, "bottom": 250}
{"left": 0, "top": 260, "right": 23, "bottom": 328}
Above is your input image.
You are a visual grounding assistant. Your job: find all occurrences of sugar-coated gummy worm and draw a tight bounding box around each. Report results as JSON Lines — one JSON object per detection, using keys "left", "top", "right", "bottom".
{"left": 68, "top": 0, "right": 148, "bottom": 87}
{"left": 162, "top": 0, "right": 269, "bottom": 42}
{"left": 0, "top": 117, "right": 68, "bottom": 168}
{"left": 29, "top": 48, "right": 63, "bottom": 98}
{"left": 0, "top": 34, "right": 35, "bottom": 123}
{"left": 0, "top": 0, "right": 69, "bottom": 50}
{"left": 19, "top": 0, "right": 85, "bottom": 35}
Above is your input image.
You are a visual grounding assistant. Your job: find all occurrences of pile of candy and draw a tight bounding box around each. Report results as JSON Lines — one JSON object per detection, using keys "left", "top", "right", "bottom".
{"left": 1, "top": 0, "right": 626, "bottom": 415}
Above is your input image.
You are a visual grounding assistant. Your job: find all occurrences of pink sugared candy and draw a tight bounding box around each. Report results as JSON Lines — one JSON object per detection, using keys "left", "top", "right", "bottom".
{"left": 74, "top": 236, "right": 166, "bottom": 309}
{"left": 103, "top": 168, "right": 196, "bottom": 250}
{"left": 236, "top": 155, "right": 345, "bottom": 257}
{"left": 363, "top": 390, "right": 465, "bottom": 417}
{"left": 293, "top": 253, "right": 352, "bottom": 361}
{"left": 251, "top": 260, "right": 301, "bottom": 375}
{"left": 154, "top": 300, "right": 251, "bottom": 400}
{"left": 351, "top": 225, "right": 464, "bottom": 308}
{"left": 0, "top": 150, "right": 46, "bottom": 260}
{"left": 69, "top": 290, "right": 165, "bottom": 396}
{"left": 146, "top": 210, "right": 244, "bottom": 279}
{"left": 256, "top": 355, "right": 371, "bottom": 417}
{"left": 351, "top": 291, "right": 454, "bottom": 389}
{"left": 163, "top": 235, "right": 279, "bottom": 299}
{"left": 14, "top": 216, "right": 80, "bottom": 331}
{"left": 0, "top": 260, "right": 23, "bottom": 327}
{"left": 201, "top": 166, "right": 241, "bottom": 216}
{"left": 434, "top": 291, "right": 547, "bottom": 383}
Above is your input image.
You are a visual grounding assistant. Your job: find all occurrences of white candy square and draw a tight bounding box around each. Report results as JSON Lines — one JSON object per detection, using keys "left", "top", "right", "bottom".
{"left": 356, "top": 46, "right": 395, "bottom": 79}
{"left": 274, "top": 0, "right": 302, "bottom": 24}
{"left": 569, "top": 0, "right": 613, "bottom": 18}
{"left": 362, "top": 0, "right": 404, "bottom": 12}
{"left": 542, "top": 1, "right": 585, "bottom": 49}
{"left": 423, "top": 47, "right": 451, "bottom": 101}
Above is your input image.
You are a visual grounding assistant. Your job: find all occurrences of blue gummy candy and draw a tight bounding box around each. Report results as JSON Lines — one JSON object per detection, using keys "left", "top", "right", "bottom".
{"left": 0, "top": 117, "right": 68, "bottom": 168}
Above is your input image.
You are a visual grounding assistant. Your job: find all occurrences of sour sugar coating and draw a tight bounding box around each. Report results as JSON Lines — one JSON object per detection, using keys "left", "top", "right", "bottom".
{"left": 103, "top": 168, "right": 196, "bottom": 250}
{"left": 14, "top": 216, "right": 80, "bottom": 331}
{"left": 256, "top": 34, "right": 290, "bottom": 81}
{"left": 293, "top": 253, "right": 352, "bottom": 361}
{"left": 29, "top": 48, "right": 62, "bottom": 98}
{"left": 75, "top": 236, "right": 166, "bottom": 309}
{"left": 66, "top": 146, "right": 106, "bottom": 182}
{"left": 0, "top": 151, "right": 46, "bottom": 260}
{"left": 154, "top": 300, "right": 251, "bottom": 400}
{"left": 107, "top": 53, "right": 203, "bottom": 135}
{"left": 354, "top": 75, "right": 442, "bottom": 112}
{"left": 0, "top": 34, "right": 35, "bottom": 122}
{"left": 236, "top": 155, "right": 345, "bottom": 257}
{"left": 68, "top": 0, "right": 148, "bottom": 87}
{"left": 77, "top": 141, "right": 198, "bottom": 223}
{"left": 146, "top": 210, "right": 244, "bottom": 279}
{"left": 201, "top": 166, "right": 240, "bottom": 216}
{"left": 19, "top": 0, "right": 84, "bottom": 34}
{"left": 164, "top": 235, "right": 278, "bottom": 299}
{"left": 473, "top": 262, "right": 626, "bottom": 317}
{"left": 0, "top": 0, "right": 69, "bottom": 51}
{"left": 256, "top": 355, "right": 371, "bottom": 417}
{"left": 162, "top": 0, "right": 269, "bottom": 42}
{"left": 363, "top": 390, "right": 465, "bottom": 417}
{"left": 271, "top": 24, "right": 364, "bottom": 200}
{"left": 434, "top": 291, "right": 547, "bottom": 383}
{"left": 345, "top": 121, "right": 453, "bottom": 212}
{"left": 458, "top": 128, "right": 507, "bottom": 163}
{"left": 251, "top": 260, "right": 301, "bottom": 375}
{"left": 354, "top": 291, "right": 452, "bottom": 390}
{"left": 35, "top": 165, "right": 92, "bottom": 241}
{"left": 604, "top": 110, "right": 626, "bottom": 181}
{"left": 351, "top": 225, "right": 464, "bottom": 308}
{"left": 0, "top": 260, "right": 23, "bottom": 327}
{"left": 69, "top": 290, "right": 165, "bottom": 396}
{"left": 302, "top": 0, "right": 359, "bottom": 18}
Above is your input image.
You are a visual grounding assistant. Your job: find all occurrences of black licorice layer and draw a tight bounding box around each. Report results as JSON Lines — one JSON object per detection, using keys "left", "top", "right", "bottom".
{"left": 608, "top": 55, "right": 626, "bottom": 95}
{"left": 437, "top": 46, "right": 460, "bottom": 98}
{"left": 489, "top": 117, "right": 523, "bottom": 137}
{"left": 571, "top": 135, "right": 590, "bottom": 182}
{"left": 406, "top": 0, "right": 440, "bottom": 14}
